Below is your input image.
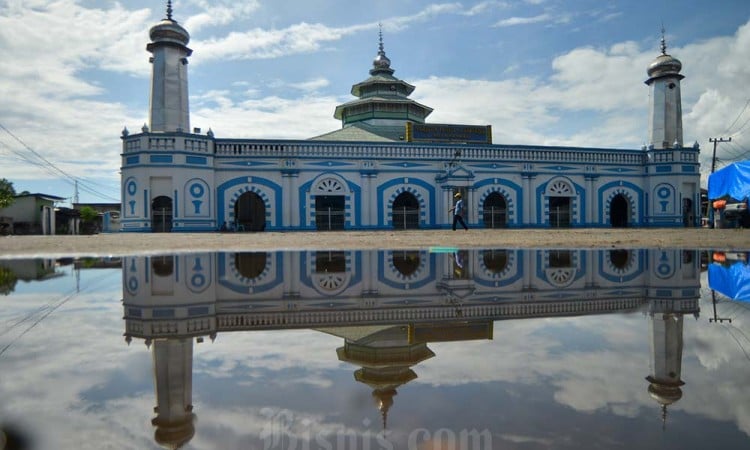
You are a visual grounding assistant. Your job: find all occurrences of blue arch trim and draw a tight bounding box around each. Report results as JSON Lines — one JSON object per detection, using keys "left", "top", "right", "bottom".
{"left": 376, "top": 178, "right": 436, "bottom": 227}
{"left": 472, "top": 178, "right": 523, "bottom": 227}
{"left": 535, "top": 177, "right": 585, "bottom": 227}
{"left": 217, "top": 176, "right": 283, "bottom": 230}
{"left": 474, "top": 250, "right": 524, "bottom": 287}
{"left": 377, "top": 251, "right": 436, "bottom": 289}
{"left": 597, "top": 250, "right": 645, "bottom": 283}
{"left": 597, "top": 180, "right": 645, "bottom": 226}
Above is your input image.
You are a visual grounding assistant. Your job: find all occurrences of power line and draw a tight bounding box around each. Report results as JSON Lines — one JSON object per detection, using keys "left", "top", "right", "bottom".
{"left": 0, "top": 122, "right": 120, "bottom": 202}
{"left": 724, "top": 98, "right": 750, "bottom": 135}
{"left": 726, "top": 141, "right": 750, "bottom": 161}
{"left": 730, "top": 114, "right": 750, "bottom": 139}
{"left": 0, "top": 122, "right": 77, "bottom": 184}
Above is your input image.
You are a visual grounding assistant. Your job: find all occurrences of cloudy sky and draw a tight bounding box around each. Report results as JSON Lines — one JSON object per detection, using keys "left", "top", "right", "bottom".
{"left": 1, "top": 0, "right": 749, "bottom": 204}
{"left": 2, "top": 253, "right": 750, "bottom": 448}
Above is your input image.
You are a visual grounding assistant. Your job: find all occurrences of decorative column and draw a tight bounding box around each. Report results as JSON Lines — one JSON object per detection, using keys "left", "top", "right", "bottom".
{"left": 585, "top": 170, "right": 597, "bottom": 226}
{"left": 444, "top": 187, "right": 454, "bottom": 228}
{"left": 360, "top": 161, "right": 376, "bottom": 228}
{"left": 468, "top": 189, "right": 476, "bottom": 226}
{"left": 521, "top": 165, "right": 535, "bottom": 226}
{"left": 282, "top": 160, "right": 299, "bottom": 229}
{"left": 283, "top": 251, "right": 301, "bottom": 298}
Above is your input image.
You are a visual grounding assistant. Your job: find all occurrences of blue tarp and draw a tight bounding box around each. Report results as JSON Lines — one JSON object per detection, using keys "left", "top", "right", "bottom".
{"left": 708, "top": 161, "right": 750, "bottom": 200}
{"left": 708, "top": 262, "right": 750, "bottom": 302}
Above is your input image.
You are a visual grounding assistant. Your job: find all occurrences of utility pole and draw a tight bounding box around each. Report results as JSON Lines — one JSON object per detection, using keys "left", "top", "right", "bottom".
{"left": 709, "top": 137, "right": 731, "bottom": 174}
{"left": 707, "top": 137, "right": 731, "bottom": 228}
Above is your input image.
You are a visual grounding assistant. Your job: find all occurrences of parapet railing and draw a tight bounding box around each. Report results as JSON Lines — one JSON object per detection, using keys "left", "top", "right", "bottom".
{"left": 122, "top": 133, "right": 703, "bottom": 166}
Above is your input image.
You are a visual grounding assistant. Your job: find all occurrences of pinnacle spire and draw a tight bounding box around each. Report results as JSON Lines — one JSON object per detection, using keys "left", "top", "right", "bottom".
{"left": 378, "top": 23, "right": 385, "bottom": 55}
{"left": 660, "top": 25, "right": 667, "bottom": 55}
{"left": 166, "top": 0, "right": 173, "bottom": 21}
{"left": 370, "top": 23, "right": 392, "bottom": 74}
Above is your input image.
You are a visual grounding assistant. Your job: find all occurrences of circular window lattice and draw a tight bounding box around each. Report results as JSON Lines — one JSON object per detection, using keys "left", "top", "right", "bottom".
{"left": 316, "top": 178, "right": 344, "bottom": 193}
{"left": 546, "top": 268, "right": 575, "bottom": 286}
{"left": 316, "top": 273, "right": 346, "bottom": 291}
{"left": 548, "top": 180, "right": 573, "bottom": 196}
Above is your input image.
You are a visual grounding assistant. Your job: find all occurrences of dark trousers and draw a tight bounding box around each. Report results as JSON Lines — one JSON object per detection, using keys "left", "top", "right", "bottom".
{"left": 452, "top": 214, "right": 468, "bottom": 230}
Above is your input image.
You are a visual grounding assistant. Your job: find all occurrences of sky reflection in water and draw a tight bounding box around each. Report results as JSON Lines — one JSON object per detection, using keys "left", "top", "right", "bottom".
{"left": 0, "top": 249, "right": 748, "bottom": 450}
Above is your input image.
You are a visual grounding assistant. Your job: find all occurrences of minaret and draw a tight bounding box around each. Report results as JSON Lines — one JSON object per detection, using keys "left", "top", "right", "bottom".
{"left": 645, "top": 312, "right": 685, "bottom": 428}
{"left": 645, "top": 29, "right": 684, "bottom": 149}
{"left": 151, "top": 338, "right": 196, "bottom": 449}
{"left": 147, "top": 1, "right": 192, "bottom": 133}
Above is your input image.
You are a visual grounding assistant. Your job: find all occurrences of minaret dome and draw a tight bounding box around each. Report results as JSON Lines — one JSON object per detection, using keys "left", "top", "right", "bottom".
{"left": 149, "top": 1, "right": 190, "bottom": 46}
{"left": 647, "top": 33, "right": 682, "bottom": 79}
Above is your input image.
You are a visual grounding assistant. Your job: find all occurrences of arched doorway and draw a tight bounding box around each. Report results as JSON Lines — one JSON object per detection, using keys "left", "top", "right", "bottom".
{"left": 546, "top": 179, "right": 574, "bottom": 228}
{"left": 315, "top": 195, "right": 345, "bottom": 230}
{"left": 483, "top": 192, "right": 507, "bottom": 228}
{"left": 234, "top": 252, "right": 267, "bottom": 279}
{"left": 482, "top": 249, "right": 508, "bottom": 273}
{"left": 682, "top": 198, "right": 694, "bottom": 227}
{"left": 549, "top": 197, "right": 571, "bottom": 228}
{"left": 393, "top": 251, "right": 421, "bottom": 277}
{"left": 609, "top": 249, "right": 630, "bottom": 269}
{"left": 151, "top": 196, "right": 173, "bottom": 232}
{"left": 152, "top": 256, "right": 174, "bottom": 277}
{"left": 392, "top": 192, "right": 419, "bottom": 229}
{"left": 610, "top": 194, "right": 629, "bottom": 228}
{"left": 234, "top": 192, "right": 265, "bottom": 231}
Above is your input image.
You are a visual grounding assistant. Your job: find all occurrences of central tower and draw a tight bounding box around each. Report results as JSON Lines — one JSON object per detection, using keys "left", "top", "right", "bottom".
{"left": 147, "top": 1, "right": 192, "bottom": 133}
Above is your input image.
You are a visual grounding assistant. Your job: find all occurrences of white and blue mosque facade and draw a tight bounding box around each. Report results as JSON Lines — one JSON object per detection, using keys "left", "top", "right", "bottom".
{"left": 120, "top": 4, "right": 700, "bottom": 232}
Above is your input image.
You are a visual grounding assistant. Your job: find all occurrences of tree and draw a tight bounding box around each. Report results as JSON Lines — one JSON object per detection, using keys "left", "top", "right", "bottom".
{"left": 0, "top": 178, "right": 16, "bottom": 209}
{"left": 0, "top": 266, "right": 18, "bottom": 295}
{"left": 79, "top": 206, "right": 99, "bottom": 222}
{"left": 79, "top": 206, "right": 100, "bottom": 234}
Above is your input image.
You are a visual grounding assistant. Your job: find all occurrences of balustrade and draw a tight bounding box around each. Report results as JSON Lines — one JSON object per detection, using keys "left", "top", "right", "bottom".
{"left": 213, "top": 298, "right": 646, "bottom": 331}
{"left": 125, "top": 134, "right": 646, "bottom": 167}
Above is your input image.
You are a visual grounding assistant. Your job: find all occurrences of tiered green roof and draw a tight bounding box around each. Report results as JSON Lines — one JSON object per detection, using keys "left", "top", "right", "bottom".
{"left": 311, "top": 28, "right": 433, "bottom": 142}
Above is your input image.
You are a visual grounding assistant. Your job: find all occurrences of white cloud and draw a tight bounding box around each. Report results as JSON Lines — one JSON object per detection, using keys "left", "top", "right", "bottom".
{"left": 493, "top": 13, "right": 551, "bottom": 27}
{"left": 183, "top": 0, "right": 261, "bottom": 32}
{"left": 462, "top": 1, "right": 510, "bottom": 16}
{"left": 288, "top": 77, "right": 331, "bottom": 92}
{"left": 1, "top": 1, "right": 749, "bottom": 199}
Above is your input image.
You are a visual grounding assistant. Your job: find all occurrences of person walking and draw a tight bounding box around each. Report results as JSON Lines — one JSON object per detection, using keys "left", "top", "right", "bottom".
{"left": 450, "top": 192, "right": 468, "bottom": 231}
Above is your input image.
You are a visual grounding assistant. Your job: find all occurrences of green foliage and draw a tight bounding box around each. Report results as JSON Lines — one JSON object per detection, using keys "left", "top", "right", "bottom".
{"left": 0, "top": 178, "right": 16, "bottom": 209}
{"left": 0, "top": 266, "right": 18, "bottom": 295}
{"left": 79, "top": 206, "right": 99, "bottom": 223}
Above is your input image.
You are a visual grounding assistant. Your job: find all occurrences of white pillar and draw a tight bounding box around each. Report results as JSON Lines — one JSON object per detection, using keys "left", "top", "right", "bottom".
{"left": 522, "top": 175, "right": 533, "bottom": 226}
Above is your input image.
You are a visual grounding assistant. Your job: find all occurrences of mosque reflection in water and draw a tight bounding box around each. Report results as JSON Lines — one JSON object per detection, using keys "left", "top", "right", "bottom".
{"left": 121, "top": 248, "right": 700, "bottom": 448}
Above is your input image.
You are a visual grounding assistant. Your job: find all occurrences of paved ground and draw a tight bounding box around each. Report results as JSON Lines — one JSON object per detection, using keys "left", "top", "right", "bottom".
{"left": 0, "top": 228, "right": 749, "bottom": 258}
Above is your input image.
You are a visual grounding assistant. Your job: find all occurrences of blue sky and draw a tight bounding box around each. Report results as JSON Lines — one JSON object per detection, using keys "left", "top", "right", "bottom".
{"left": 1, "top": 0, "right": 749, "bottom": 205}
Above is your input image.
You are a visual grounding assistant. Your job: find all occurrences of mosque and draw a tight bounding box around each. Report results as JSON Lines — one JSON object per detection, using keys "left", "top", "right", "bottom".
{"left": 120, "top": 2, "right": 700, "bottom": 232}
{"left": 121, "top": 248, "right": 700, "bottom": 447}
